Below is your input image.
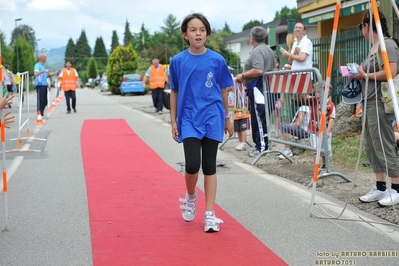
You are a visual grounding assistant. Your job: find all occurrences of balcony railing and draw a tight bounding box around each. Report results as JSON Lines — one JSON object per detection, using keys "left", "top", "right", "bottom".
{"left": 297, "top": 0, "right": 318, "bottom": 9}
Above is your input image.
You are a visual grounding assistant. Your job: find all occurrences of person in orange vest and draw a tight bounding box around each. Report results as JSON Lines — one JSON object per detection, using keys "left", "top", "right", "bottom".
{"left": 58, "top": 60, "right": 81, "bottom": 114}
{"left": 142, "top": 58, "right": 169, "bottom": 115}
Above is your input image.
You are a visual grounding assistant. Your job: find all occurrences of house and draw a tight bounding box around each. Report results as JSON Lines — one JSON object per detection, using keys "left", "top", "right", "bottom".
{"left": 224, "top": 0, "right": 398, "bottom": 69}
{"left": 224, "top": 18, "right": 317, "bottom": 69}
{"left": 298, "top": 0, "right": 398, "bottom": 37}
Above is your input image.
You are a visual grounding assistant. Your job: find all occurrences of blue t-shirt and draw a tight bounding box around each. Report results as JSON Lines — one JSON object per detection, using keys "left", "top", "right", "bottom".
{"left": 169, "top": 49, "right": 233, "bottom": 143}
{"left": 34, "top": 62, "right": 48, "bottom": 86}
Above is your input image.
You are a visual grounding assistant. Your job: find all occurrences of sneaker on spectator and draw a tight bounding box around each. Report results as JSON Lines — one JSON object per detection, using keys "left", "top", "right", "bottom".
{"left": 248, "top": 148, "right": 260, "bottom": 157}
{"left": 318, "top": 165, "right": 327, "bottom": 174}
{"left": 204, "top": 211, "right": 223, "bottom": 232}
{"left": 378, "top": 189, "right": 399, "bottom": 207}
{"left": 278, "top": 148, "right": 293, "bottom": 160}
{"left": 179, "top": 190, "right": 198, "bottom": 222}
{"left": 235, "top": 142, "right": 247, "bottom": 151}
{"left": 359, "top": 186, "right": 387, "bottom": 203}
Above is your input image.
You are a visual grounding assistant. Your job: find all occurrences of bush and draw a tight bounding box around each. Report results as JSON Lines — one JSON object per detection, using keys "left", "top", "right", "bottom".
{"left": 106, "top": 44, "right": 138, "bottom": 94}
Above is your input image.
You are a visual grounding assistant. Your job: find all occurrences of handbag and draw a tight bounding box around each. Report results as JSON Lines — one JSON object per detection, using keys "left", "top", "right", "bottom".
{"left": 380, "top": 75, "right": 399, "bottom": 113}
{"left": 376, "top": 50, "right": 399, "bottom": 113}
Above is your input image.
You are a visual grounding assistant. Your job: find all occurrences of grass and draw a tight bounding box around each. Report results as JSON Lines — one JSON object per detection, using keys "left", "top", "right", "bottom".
{"left": 331, "top": 132, "right": 370, "bottom": 170}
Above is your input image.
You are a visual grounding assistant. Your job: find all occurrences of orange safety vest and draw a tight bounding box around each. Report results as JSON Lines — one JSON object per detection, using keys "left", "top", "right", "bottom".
{"left": 61, "top": 68, "right": 78, "bottom": 91}
{"left": 149, "top": 64, "right": 167, "bottom": 89}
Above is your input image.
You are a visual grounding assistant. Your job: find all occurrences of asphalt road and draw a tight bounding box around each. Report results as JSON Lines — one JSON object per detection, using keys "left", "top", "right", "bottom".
{"left": 0, "top": 88, "right": 399, "bottom": 266}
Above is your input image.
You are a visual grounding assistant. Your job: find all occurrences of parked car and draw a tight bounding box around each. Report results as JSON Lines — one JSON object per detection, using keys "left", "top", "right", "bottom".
{"left": 120, "top": 74, "right": 145, "bottom": 96}
{"left": 100, "top": 76, "right": 108, "bottom": 92}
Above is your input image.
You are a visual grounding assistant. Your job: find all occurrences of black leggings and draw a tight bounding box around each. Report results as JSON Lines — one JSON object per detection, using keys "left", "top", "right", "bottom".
{"left": 183, "top": 137, "right": 219, "bottom": 175}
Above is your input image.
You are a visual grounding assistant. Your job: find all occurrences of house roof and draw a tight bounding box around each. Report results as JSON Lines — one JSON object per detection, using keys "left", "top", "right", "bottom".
{"left": 224, "top": 18, "right": 310, "bottom": 44}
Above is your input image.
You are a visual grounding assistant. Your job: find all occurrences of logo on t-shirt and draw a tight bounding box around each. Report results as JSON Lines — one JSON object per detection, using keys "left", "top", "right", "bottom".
{"left": 205, "top": 72, "right": 213, "bottom": 88}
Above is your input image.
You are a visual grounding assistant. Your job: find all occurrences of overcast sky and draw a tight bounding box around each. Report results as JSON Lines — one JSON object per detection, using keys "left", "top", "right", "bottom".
{"left": 1, "top": 0, "right": 297, "bottom": 52}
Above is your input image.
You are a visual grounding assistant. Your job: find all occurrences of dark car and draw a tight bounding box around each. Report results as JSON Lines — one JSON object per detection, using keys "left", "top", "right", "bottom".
{"left": 120, "top": 74, "right": 145, "bottom": 96}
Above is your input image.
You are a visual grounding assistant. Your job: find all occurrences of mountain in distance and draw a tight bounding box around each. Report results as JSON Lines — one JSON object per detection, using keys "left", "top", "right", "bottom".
{"left": 46, "top": 46, "right": 111, "bottom": 71}
{"left": 46, "top": 46, "right": 66, "bottom": 71}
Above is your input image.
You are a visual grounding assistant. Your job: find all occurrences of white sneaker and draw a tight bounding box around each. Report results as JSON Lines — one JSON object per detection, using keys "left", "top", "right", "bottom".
{"left": 235, "top": 142, "right": 247, "bottom": 151}
{"left": 179, "top": 190, "right": 198, "bottom": 222}
{"left": 378, "top": 189, "right": 399, "bottom": 207}
{"left": 248, "top": 148, "right": 260, "bottom": 157}
{"left": 359, "top": 186, "right": 387, "bottom": 203}
{"left": 278, "top": 148, "right": 293, "bottom": 160}
{"left": 204, "top": 211, "right": 223, "bottom": 232}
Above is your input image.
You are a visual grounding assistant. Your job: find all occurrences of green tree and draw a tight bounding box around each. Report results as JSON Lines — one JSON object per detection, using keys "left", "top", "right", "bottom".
{"left": 75, "top": 29, "right": 91, "bottom": 71}
{"left": 242, "top": 20, "right": 264, "bottom": 31}
{"left": 207, "top": 29, "right": 238, "bottom": 70}
{"left": 12, "top": 36, "right": 35, "bottom": 75}
{"left": 64, "top": 38, "right": 76, "bottom": 64}
{"left": 110, "top": 30, "right": 119, "bottom": 54}
{"left": 106, "top": 43, "right": 138, "bottom": 94}
{"left": 123, "top": 20, "right": 134, "bottom": 47}
{"left": 161, "top": 14, "right": 180, "bottom": 38}
{"left": 0, "top": 31, "right": 13, "bottom": 68}
{"left": 222, "top": 22, "right": 232, "bottom": 34}
{"left": 274, "top": 6, "right": 301, "bottom": 19}
{"left": 10, "top": 24, "right": 37, "bottom": 53}
{"left": 93, "top": 36, "right": 108, "bottom": 74}
{"left": 87, "top": 57, "right": 98, "bottom": 82}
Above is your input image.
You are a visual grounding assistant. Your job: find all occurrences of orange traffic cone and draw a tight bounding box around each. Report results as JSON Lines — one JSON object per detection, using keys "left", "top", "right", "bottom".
{"left": 35, "top": 111, "right": 44, "bottom": 125}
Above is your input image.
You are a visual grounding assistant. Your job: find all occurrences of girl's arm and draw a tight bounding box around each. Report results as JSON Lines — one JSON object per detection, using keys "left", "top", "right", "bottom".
{"left": 170, "top": 90, "right": 179, "bottom": 142}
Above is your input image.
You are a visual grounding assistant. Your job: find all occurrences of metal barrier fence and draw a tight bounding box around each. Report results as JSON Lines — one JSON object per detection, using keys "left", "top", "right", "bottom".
{"left": 8, "top": 71, "right": 46, "bottom": 152}
{"left": 252, "top": 68, "right": 351, "bottom": 186}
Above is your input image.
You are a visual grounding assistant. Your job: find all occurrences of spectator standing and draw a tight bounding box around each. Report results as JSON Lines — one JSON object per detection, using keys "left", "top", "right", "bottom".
{"left": 281, "top": 22, "right": 313, "bottom": 71}
{"left": 58, "top": 60, "right": 80, "bottom": 114}
{"left": 349, "top": 10, "right": 399, "bottom": 206}
{"left": 2, "top": 64, "right": 15, "bottom": 108}
{"left": 34, "top": 54, "right": 56, "bottom": 118}
{"left": 281, "top": 22, "right": 313, "bottom": 119}
{"left": 228, "top": 80, "right": 250, "bottom": 151}
{"left": 169, "top": 13, "right": 233, "bottom": 232}
{"left": 235, "top": 26, "right": 276, "bottom": 157}
{"left": 142, "top": 58, "right": 168, "bottom": 115}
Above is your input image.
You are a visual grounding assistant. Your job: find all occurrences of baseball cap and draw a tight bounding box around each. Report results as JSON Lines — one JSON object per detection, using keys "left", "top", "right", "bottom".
{"left": 342, "top": 79, "right": 362, "bottom": 104}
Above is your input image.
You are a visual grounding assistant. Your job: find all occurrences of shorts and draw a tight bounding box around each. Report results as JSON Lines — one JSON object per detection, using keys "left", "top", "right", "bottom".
{"left": 280, "top": 123, "right": 309, "bottom": 140}
{"left": 310, "top": 133, "right": 332, "bottom": 157}
{"left": 234, "top": 119, "right": 248, "bottom": 132}
{"left": 6, "top": 84, "right": 13, "bottom": 93}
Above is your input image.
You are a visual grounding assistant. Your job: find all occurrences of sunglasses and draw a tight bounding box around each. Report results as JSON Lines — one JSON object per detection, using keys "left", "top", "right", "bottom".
{"left": 358, "top": 23, "right": 364, "bottom": 31}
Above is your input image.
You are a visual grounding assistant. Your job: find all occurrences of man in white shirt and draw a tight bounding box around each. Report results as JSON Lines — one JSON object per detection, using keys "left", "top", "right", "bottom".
{"left": 281, "top": 22, "right": 313, "bottom": 70}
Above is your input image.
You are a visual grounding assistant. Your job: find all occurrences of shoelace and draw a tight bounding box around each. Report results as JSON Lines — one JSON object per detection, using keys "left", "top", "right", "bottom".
{"left": 205, "top": 215, "right": 224, "bottom": 224}
{"left": 179, "top": 198, "right": 195, "bottom": 211}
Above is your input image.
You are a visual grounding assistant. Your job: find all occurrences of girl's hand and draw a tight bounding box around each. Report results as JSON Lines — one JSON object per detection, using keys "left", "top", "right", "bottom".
{"left": 172, "top": 122, "right": 179, "bottom": 142}
{"left": 3, "top": 111, "right": 15, "bottom": 128}
{"left": 0, "top": 95, "right": 13, "bottom": 110}
{"left": 225, "top": 119, "right": 234, "bottom": 137}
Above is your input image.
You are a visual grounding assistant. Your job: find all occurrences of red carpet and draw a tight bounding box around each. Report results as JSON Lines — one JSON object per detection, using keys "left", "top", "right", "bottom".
{"left": 81, "top": 119, "right": 287, "bottom": 266}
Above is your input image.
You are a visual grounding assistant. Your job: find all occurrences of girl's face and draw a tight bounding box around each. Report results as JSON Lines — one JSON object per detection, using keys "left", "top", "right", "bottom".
{"left": 183, "top": 18, "right": 208, "bottom": 50}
